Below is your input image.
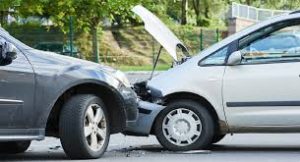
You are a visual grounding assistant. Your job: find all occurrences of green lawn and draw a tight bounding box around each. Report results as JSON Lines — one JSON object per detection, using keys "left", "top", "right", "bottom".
{"left": 116, "top": 64, "right": 171, "bottom": 71}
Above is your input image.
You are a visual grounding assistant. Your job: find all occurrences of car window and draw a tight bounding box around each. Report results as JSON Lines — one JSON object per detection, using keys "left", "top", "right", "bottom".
{"left": 200, "top": 46, "right": 228, "bottom": 66}
{"left": 247, "top": 35, "right": 300, "bottom": 51}
{"left": 239, "top": 23, "right": 300, "bottom": 64}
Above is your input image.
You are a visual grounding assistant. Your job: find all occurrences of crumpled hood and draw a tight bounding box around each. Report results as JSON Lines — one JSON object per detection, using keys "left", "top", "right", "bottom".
{"left": 132, "top": 5, "right": 188, "bottom": 61}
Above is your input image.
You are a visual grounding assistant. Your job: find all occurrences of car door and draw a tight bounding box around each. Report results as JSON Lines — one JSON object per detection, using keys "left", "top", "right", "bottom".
{"left": 0, "top": 36, "right": 35, "bottom": 130}
{"left": 223, "top": 20, "right": 300, "bottom": 132}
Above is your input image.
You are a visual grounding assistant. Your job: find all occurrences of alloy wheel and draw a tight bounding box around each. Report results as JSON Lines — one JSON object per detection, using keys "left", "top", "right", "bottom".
{"left": 84, "top": 104, "right": 107, "bottom": 151}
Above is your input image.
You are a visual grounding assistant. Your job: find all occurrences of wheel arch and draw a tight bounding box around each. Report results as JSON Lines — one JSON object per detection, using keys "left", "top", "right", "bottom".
{"left": 45, "top": 82, "right": 126, "bottom": 137}
{"left": 154, "top": 91, "right": 227, "bottom": 135}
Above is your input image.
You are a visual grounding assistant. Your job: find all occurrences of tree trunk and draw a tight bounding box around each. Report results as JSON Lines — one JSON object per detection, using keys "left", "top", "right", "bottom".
{"left": 0, "top": 11, "right": 5, "bottom": 27}
{"left": 245, "top": 0, "right": 251, "bottom": 5}
{"left": 204, "top": 5, "right": 209, "bottom": 19}
{"left": 192, "top": 0, "right": 201, "bottom": 26}
{"left": 181, "top": 0, "right": 188, "bottom": 25}
{"left": 196, "top": 15, "right": 201, "bottom": 26}
{"left": 91, "top": 25, "right": 99, "bottom": 63}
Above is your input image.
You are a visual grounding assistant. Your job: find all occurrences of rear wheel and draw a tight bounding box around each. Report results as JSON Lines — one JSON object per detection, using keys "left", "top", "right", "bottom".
{"left": 59, "top": 94, "right": 110, "bottom": 159}
{"left": 154, "top": 100, "right": 215, "bottom": 151}
{"left": 0, "top": 141, "right": 31, "bottom": 154}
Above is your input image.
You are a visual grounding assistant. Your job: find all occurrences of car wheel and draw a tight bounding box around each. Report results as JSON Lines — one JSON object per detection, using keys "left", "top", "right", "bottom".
{"left": 0, "top": 141, "right": 31, "bottom": 154}
{"left": 154, "top": 100, "right": 215, "bottom": 151}
{"left": 212, "top": 134, "right": 226, "bottom": 143}
{"left": 59, "top": 94, "right": 110, "bottom": 159}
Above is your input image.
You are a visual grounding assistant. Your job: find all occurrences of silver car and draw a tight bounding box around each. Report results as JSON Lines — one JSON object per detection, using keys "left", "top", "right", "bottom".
{"left": 126, "top": 6, "right": 300, "bottom": 151}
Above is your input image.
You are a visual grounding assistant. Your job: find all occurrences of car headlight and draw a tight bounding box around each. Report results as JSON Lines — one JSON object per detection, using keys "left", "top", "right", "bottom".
{"left": 113, "top": 70, "right": 131, "bottom": 87}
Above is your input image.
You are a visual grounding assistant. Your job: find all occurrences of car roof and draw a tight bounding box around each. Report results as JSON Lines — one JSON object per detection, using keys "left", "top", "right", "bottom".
{"left": 193, "top": 12, "right": 300, "bottom": 60}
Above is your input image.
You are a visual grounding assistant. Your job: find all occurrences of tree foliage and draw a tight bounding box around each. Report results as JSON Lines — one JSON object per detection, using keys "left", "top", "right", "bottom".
{"left": 4, "top": 0, "right": 300, "bottom": 31}
{"left": 19, "top": 0, "right": 139, "bottom": 61}
{"left": 0, "top": 0, "right": 21, "bottom": 26}
{"left": 3, "top": 0, "right": 300, "bottom": 60}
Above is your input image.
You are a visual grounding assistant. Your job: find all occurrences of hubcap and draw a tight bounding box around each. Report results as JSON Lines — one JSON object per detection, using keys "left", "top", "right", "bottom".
{"left": 84, "top": 104, "right": 107, "bottom": 151}
{"left": 162, "top": 108, "right": 202, "bottom": 146}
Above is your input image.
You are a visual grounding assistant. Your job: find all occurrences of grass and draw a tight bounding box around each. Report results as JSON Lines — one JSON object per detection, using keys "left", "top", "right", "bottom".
{"left": 115, "top": 64, "right": 171, "bottom": 71}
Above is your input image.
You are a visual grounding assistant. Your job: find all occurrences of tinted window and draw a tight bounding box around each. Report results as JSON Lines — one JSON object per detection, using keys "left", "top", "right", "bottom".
{"left": 240, "top": 23, "right": 300, "bottom": 64}
{"left": 200, "top": 46, "right": 228, "bottom": 65}
{"left": 247, "top": 34, "right": 300, "bottom": 51}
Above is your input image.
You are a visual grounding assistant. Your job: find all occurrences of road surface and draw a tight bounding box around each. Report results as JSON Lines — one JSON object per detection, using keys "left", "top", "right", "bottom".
{"left": 2, "top": 134, "right": 300, "bottom": 162}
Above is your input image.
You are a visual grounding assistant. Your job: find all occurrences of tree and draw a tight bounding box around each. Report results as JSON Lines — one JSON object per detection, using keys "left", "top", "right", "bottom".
{"left": 190, "top": 0, "right": 227, "bottom": 27}
{"left": 191, "top": 0, "right": 201, "bottom": 26}
{"left": 0, "top": 0, "right": 21, "bottom": 26}
{"left": 181, "top": 0, "right": 188, "bottom": 25}
{"left": 15, "top": 0, "right": 139, "bottom": 62}
{"left": 51, "top": 0, "right": 139, "bottom": 63}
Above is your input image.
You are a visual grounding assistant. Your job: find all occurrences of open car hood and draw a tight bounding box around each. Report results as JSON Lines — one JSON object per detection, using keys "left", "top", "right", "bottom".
{"left": 132, "top": 5, "right": 188, "bottom": 61}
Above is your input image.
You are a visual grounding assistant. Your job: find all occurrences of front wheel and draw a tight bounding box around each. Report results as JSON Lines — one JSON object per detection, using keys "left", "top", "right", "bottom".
{"left": 154, "top": 100, "right": 215, "bottom": 151}
{"left": 59, "top": 94, "right": 110, "bottom": 159}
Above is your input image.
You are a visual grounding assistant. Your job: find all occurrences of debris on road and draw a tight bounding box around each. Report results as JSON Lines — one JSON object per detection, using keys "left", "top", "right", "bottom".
{"left": 49, "top": 145, "right": 61, "bottom": 151}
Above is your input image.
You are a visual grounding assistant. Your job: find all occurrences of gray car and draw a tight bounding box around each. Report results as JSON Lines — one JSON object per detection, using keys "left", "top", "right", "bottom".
{"left": 0, "top": 27, "right": 138, "bottom": 159}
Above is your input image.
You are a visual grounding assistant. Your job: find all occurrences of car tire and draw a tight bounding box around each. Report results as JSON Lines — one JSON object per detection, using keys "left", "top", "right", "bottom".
{"left": 59, "top": 94, "right": 110, "bottom": 159}
{"left": 212, "top": 134, "right": 226, "bottom": 143}
{"left": 154, "top": 100, "right": 215, "bottom": 151}
{"left": 0, "top": 141, "right": 31, "bottom": 154}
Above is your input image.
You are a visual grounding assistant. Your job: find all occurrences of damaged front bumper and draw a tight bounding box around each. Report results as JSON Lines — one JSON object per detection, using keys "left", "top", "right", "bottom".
{"left": 124, "top": 100, "right": 164, "bottom": 136}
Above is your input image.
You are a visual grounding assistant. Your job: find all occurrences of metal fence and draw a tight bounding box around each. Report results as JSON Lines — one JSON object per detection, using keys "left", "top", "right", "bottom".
{"left": 85, "top": 27, "right": 227, "bottom": 66}
{"left": 229, "top": 2, "right": 290, "bottom": 21}
{"left": 4, "top": 24, "right": 227, "bottom": 69}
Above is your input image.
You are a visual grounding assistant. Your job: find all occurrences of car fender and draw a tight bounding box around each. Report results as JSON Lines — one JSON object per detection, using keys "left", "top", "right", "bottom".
{"left": 33, "top": 65, "right": 125, "bottom": 129}
{"left": 147, "top": 60, "right": 227, "bottom": 122}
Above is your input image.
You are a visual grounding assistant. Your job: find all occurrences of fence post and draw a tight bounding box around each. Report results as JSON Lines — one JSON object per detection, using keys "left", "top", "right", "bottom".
{"left": 69, "top": 16, "right": 74, "bottom": 57}
{"left": 200, "top": 28, "right": 203, "bottom": 51}
{"left": 105, "top": 50, "right": 108, "bottom": 63}
{"left": 216, "top": 28, "right": 219, "bottom": 42}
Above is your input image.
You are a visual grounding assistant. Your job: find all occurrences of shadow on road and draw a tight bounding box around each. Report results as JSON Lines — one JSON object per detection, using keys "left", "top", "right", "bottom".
{"left": 212, "top": 144, "right": 300, "bottom": 152}
{"left": 115, "top": 144, "right": 300, "bottom": 154}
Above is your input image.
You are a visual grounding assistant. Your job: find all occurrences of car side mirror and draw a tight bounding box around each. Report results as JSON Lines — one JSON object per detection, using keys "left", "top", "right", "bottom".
{"left": 0, "top": 42, "right": 17, "bottom": 65}
{"left": 227, "top": 51, "right": 242, "bottom": 66}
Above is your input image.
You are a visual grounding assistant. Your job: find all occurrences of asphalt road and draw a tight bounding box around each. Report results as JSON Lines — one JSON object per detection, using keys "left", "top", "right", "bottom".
{"left": 2, "top": 73, "right": 300, "bottom": 161}
{"left": 2, "top": 134, "right": 300, "bottom": 162}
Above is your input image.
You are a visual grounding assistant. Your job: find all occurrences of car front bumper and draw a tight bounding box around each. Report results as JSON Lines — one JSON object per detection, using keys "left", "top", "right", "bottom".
{"left": 124, "top": 100, "right": 164, "bottom": 136}
{"left": 120, "top": 86, "right": 139, "bottom": 122}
